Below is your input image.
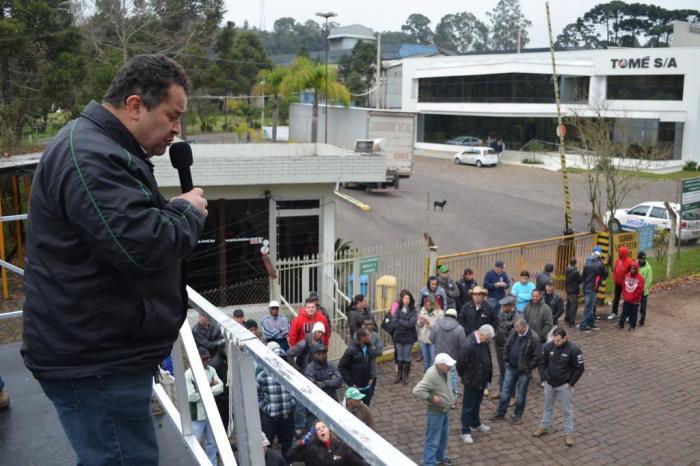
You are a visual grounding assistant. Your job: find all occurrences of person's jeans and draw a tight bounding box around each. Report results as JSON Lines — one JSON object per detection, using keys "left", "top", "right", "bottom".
{"left": 192, "top": 419, "right": 218, "bottom": 466}
{"left": 580, "top": 291, "right": 596, "bottom": 330}
{"left": 359, "top": 379, "right": 375, "bottom": 406}
{"left": 639, "top": 295, "right": 649, "bottom": 325}
{"left": 39, "top": 371, "right": 158, "bottom": 466}
{"left": 293, "top": 400, "right": 307, "bottom": 431}
{"left": 423, "top": 410, "right": 449, "bottom": 466}
{"left": 260, "top": 410, "right": 294, "bottom": 457}
{"left": 449, "top": 366, "right": 458, "bottom": 394}
{"left": 395, "top": 343, "right": 413, "bottom": 363}
{"left": 495, "top": 345, "right": 505, "bottom": 390}
{"left": 619, "top": 301, "right": 639, "bottom": 329}
{"left": 0, "top": 372, "right": 4, "bottom": 391}
{"left": 495, "top": 366, "right": 531, "bottom": 417}
{"left": 565, "top": 293, "right": 579, "bottom": 325}
{"left": 611, "top": 284, "right": 623, "bottom": 315}
{"left": 540, "top": 382, "right": 575, "bottom": 434}
{"left": 460, "top": 387, "right": 485, "bottom": 434}
{"left": 420, "top": 342, "right": 436, "bottom": 371}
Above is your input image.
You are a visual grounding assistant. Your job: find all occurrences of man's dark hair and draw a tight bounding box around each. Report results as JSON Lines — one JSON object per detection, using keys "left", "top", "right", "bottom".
{"left": 544, "top": 263, "right": 554, "bottom": 273}
{"left": 304, "top": 297, "right": 317, "bottom": 306}
{"left": 553, "top": 327, "right": 567, "bottom": 338}
{"left": 103, "top": 54, "right": 191, "bottom": 109}
{"left": 355, "top": 328, "right": 369, "bottom": 341}
{"left": 520, "top": 270, "right": 530, "bottom": 277}
{"left": 244, "top": 319, "right": 258, "bottom": 330}
{"left": 353, "top": 294, "right": 365, "bottom": 305}
{"left": 463, "top": 268, "right": 473, "bottom": 275}
{"left": 569, "top": 258, "right": 577, "bottom": 266}
{"left": 233, "top": 309, "right": 244, "bottom": 318}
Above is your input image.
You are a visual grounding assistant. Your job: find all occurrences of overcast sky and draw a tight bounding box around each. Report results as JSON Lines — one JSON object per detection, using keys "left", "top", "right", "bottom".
{"left": 224, "top": 0, "right": 699, "bottom": 47}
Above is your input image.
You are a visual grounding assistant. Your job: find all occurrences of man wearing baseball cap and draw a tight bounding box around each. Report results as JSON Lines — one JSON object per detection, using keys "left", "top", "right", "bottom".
{"left": 579, "top": 247, "right": 608, "bottom": 332}
{"left": 344, "top": 387, "right": 374, "bottom": 428}
{"left": 413, "top": 353, "right": 457, "bottom": 466}
{"left": 261, "top": 300, "right": 291, "bottom": 351}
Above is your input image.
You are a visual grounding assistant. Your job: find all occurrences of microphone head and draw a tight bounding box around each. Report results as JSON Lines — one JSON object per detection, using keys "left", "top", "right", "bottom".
{"left": 169, "top": 141, "right": 193, "bottom": 169}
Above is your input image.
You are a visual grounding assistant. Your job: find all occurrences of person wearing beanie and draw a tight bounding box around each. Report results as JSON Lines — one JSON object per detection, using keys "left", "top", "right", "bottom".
{"left": 637, "top": 251, "right": 653, "bottom": 326}
{"left": 617, "top": 261, "right": 645, "bottom": 331}
{"left": 288, "top": 297, "right": 330, "bottom": 348}
{"left": 430, "top": 308, "right": 467, "bottom": 396}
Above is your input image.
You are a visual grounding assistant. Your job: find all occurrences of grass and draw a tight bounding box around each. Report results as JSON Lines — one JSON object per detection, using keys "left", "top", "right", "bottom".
{"left": 568, "top": 167, "right": 699, "bottom": 181}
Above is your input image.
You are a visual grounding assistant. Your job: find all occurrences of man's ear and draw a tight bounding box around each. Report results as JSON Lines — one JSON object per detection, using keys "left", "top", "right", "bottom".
{"left": 124, "top": 94, "right": 145, "bottom": 121}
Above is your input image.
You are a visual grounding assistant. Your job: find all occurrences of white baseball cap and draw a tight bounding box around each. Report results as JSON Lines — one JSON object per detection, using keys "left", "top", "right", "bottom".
{"left": 434, "top": 353, "right": 457, "bottom": 367}
{"left": 312, "top": 322, "right": 326, "bottom": 334}
{"left": 269, "top": 300, "right": 280, "bottom": 308}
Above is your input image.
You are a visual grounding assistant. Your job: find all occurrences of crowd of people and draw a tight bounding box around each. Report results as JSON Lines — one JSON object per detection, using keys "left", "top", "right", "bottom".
{"left": 183, "top": 244, "right": 652, "bottom": 465}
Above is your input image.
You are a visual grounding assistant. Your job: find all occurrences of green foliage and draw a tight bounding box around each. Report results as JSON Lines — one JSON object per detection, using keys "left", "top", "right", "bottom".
{"left": 683, "top": 161, "right": 698, "bottom": 171}
{"left": 434, "top": 12, "right": 489, "bottom": 53}
{"left": 256, "top": 17, "right": 325, "bottom": 56}
{"left": 487, "top": 0, "right": 532, "bottom": 50}
{"left": 556, "top": 3, "right": 700, "bottom": 49}
{"left": 653, "top": 229, "right": 670, "bottom": 265}
{"left": 401, "top": 14, "right": 434, "bottom": 44}
{"left": 338, "top": 42, "right": 377, "bottom": 107}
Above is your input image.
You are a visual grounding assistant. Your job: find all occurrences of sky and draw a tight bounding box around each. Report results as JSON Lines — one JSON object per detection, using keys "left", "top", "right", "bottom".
{"left": 223, "top": 0, "right": 700, "bottom": 48}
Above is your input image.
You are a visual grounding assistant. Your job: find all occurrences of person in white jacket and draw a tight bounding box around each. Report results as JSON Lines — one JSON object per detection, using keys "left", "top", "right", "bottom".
{"left": 187, "top": 346, "right": 224, "bottom": 466}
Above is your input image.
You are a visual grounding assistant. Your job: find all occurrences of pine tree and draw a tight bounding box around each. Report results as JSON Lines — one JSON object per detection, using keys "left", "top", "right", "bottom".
{"left": 487, "top": 0, "right": 532, "bottom": 51}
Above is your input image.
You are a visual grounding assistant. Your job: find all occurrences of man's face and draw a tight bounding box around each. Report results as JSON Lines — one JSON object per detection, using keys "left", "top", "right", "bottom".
{"left": 495, "top": 266, "right": 504, "bottom": 274}
{"left": 480, "top": 332, "right": 492, "bottom": 344}
{"left": 269, "top": 307, "right": 279, "bottom": 317}
{"left": 345, "top": 398, "right": 359, "bottom": 409}
{"left": 501, "top": 304, "right": 514, "bottom": 314}
{"left": 200, "top": 353, "right": 210, "bottom": 368}
{"left": 531, "top": 291, "right": 542, "bottom": 304}
{"left": 313, "top": 330, "right": 324, "bottom": 341}
{"left": 436, "top": 363, "right": 450, "bottom": 374}
{"left": 312, "top": 351, "right": 327, "bottom": 364}
{"left": 362, "top": 320, "right": 374, "bottom": 332}
{"left": 516, "top": 323, "right": 528, "bottom": 335}
{"left": 545, "top": 284, "right": 555, "bottom": 295}
{"left": 553, "top": 335, "right": 566, "bottom": 347}
{"left": 361, "top": 333, "right": 371, "bottom": 345}
{"left": 464, "top": 272, "right": 473, "bottom": 281}
{"left": 304, "top": 302, "right": 316, "bottom": 317}
{"left": 357, "top": 298, "right": 366, "bottom": 310}
{"left": 198, "top": 314, "right": 210, "bottom": 326}
{"left": 129, "top": 84, "right": 186, "bottom": 156}
{"left": 429, "top": 279, "right": 438, "bottom": 291}
{"left": 473, "top": 293, "right": 484, "bottom": 304}
{"left": 520, "top": 275, "right": 529, "bottom": 285}
{"left": 234, "top": 314, "right": 245, "bottom": 324}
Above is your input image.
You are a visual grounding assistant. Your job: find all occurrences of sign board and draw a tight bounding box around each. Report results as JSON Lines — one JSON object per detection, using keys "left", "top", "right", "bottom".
{"left": 681, "top": 177, "right": 700, "bottom": 211}
{"left": 359, "top": 256, "right": 380, "bottom": 274}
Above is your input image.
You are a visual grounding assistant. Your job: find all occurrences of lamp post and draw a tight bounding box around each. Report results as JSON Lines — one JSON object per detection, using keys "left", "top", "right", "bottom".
{"left": 316, "top": 11, "right": 337, "bottom": 144}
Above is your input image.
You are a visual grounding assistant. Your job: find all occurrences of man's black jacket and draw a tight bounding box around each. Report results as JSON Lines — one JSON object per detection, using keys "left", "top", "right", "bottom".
{"left": 22, "top": 101, "right": 205, "bottom": 381}
{"left": 338, "top": 341, "right": 373, "bottom": 387}
{"left": 503, "top": 329, "right": 541, "bottom": 373}
{"left": 456, "top": 332, "right": 492, "bottom": 390}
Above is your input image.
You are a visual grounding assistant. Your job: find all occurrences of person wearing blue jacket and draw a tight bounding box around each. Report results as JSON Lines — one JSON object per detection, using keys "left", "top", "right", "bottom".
{"left": 511, "top": 270, "right": 535, "bottom": 312}
{"left": 484, "top": 260, "right": 511, "bottom": 310}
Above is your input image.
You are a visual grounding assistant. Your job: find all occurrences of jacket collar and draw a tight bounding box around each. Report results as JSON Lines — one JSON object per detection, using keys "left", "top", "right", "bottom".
{"left": 80, "top": 101, "right": 151, "bottom": 166}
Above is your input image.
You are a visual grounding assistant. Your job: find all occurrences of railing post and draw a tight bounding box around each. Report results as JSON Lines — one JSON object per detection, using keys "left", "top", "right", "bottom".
{"left": 229, "top": 340, "right": 265, "bottom": 466}
{"left": 171, "top": 336, "right": 194, "bottom": 438}
{"left": 428, "top": 245, "right": 438, "bottom": 278}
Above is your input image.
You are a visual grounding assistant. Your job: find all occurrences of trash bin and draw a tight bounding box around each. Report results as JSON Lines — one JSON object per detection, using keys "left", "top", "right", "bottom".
{"left": 375, "top": 275, "right": 398, "bottom": 312}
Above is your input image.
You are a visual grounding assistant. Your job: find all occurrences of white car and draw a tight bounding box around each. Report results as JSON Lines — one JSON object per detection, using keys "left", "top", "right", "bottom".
{"left": 453, "top": 146, "right": 499, "bottom": 167}
{"left": 604, "top": 201, "right": 700, "bottom": 243}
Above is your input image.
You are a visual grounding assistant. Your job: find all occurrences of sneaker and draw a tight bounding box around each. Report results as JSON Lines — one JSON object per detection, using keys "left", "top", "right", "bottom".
{"left": 590, "top": 326, "right": 600, "bottom": 331}
{"left": 489, "top": 389, "right": 500, "bottom": 400}
{"left": 540, "top": 381, "right": 545, "bottom": 388}
{"left": 490, "top": 413, "right": 506, "bottom": 421}
{"left": 484, "top": 388, "right": 489, "bottom": 397}
{"left": 473, "top": 423, "right": 491, "bottom": 433}
{"left": 461, "top": 433, "right": 474, "bottom": 444}
{"left": 565, "top": 434, "right": 574, "bottom": 447}
{"left": 509, "top": 397, "right": 515, "bottom": 407}
{"left": 579, "top": 327, "right": 592, "bottom": 334}
{"left": 616, "top": 324, "right": 624, "bottom": 329}
{"left": 532, "top": 427, "right": 551, "bottom": 437}
{"left": 607, "top": 313, "right": 617, "bottom": 320}
{"left": 510, "top": 415, "right": 522, "bottom": 425}
{"left": 628, "top": 327, "right": 635, "bottom": 332}
{"left": 438, "top": 457, "right": 454, "bottom": 465}
{"left": 639, "top": 322, "right": 645, "bottom": 327}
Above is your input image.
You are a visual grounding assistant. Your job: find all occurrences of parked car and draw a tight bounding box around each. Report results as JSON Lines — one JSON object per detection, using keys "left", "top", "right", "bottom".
{"left": 453, "top": 146, "right": 499, "bottom": 167}
{"left": 604, "top": 201, "right": 700, "bottom": 243}
{"left": 445, "top": 136, "right": 482, "bottom": 146}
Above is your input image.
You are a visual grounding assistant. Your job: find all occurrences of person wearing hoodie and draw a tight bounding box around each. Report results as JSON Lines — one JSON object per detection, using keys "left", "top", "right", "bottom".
{"left": 347, "top": 294, "right": 375, "bottom": 340}
{"left": 288, "top": 298, "right": 330, "bottom": 347}
{"left": 579, "top": 247, "right": 608, "bottom": 332}
{"left": 617, "top": 261, "right": 645, "bottom": 331}
{"left": 637, "top": 251, "right": 653, "bottom": 327}
{"left": 338, "top": 329, "right": 375, "bottom": 404}
{"left": 419, "top": 276, "right": 448, "bottom": 311}
{"left": 437, "top": 264, "right": 461, "bottom": 310}
{"left": 609, "top": 246, "right": 633, "bottom": 321}
{"left": 535, "top": 263, "right": 555, "bottom": 292}
{"left": 492, "top": 296, "right": 518, "bottom": 398}
{"left": 392, "top": 292, "right": 419, "bottom": 385}
{"left": 523, "top": 289, "right": 553, "bottom": 384}
{"left": 564, "top": 258, "right": 582, "bottom": 328}
{"left": 304, "top": 343, "right": 343, "bottom": 402}
{"left": 543, "top": 280, "right": 565, "bottom": 326}
{"left": 417, "top": 295, "right": 444, "bottom": 370}
{"left": 456, "top": 268, "right": 478, "bottom": 310}
{"left": 431, "top": 309, "right": 467, "bottom": 395}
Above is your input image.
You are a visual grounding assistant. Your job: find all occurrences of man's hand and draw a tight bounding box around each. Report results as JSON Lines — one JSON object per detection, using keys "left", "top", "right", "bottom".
{"left": 432, "top": 395, "right": 443, "bottom": 405}
{"left": 175, "top": 187, "right": 208, "bottom": 216}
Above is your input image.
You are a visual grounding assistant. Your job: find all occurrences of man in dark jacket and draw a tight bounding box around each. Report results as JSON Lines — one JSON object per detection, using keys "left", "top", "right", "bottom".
{"left": 564, "top": 258, "right": 582, "bottom": 327}
{"left": 535, "top": 263, "right": 555, "bottom": 292}
{"left": 456, "top": 324, "right": 495, "bottom": 445}
{"left": 347, "top": 294, "right": 374, "bottom": 340}
{"left": 491, "top": 320, "right": 541, "bottom": 424}
{"left": 431, "top": 308, "right": 467, "bottom": 395}
{"left": 304, "top": 343, "right": 343, "bottom": 401}
{"left": 579, "top": 248, "right": 608, "bottom": 332}
{"left": 483, "top": 261, "right": 511, "bottom": 310}
{"left": 492, "top": 296, "right": 518, "bottom": 398}
{"left": 338, "top": 329, "right": 375, "bottom": 405}
{"left": 437, "top": 264, "right": 461, "bottom": 310}
{"left": 533, "top": 328, "right": 585, "bottom": 447}
{"left": 456, "top": 268, "right": 478, "bottom": 310}
{"left": 192, "top": 311, "right": 225, "bottom": 357}
{"left": 22, "top": 55, "right": 206, "bottom": 465}
{"left": 543, "top": 280, "right": 565, "bottom": 326}
{"left": 459, "top": 286, "right": 497, "bottom": 335}
{"left": 523, "top": 290, "right": 553, "bottom": 385}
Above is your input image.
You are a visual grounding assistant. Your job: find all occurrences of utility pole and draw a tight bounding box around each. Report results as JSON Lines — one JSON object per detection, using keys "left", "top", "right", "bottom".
{"left": 375, "top": 32, "right": 381, "bottom": 109}
{"left": 316, "top": 11, "right": 337, "bottom": 144}
{"left": 545, "top": 1, "right": 574, "bottom": 235}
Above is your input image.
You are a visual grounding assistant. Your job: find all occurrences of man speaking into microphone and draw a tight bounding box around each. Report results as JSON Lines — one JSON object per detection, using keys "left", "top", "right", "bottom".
{"left": 21, "top": 54, "right": 207, "bottom": 465}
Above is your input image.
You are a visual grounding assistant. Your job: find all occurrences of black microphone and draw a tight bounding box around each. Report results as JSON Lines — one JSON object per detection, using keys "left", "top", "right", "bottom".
{"left": 169, "top": 142, "right": 193, "bottom": 193}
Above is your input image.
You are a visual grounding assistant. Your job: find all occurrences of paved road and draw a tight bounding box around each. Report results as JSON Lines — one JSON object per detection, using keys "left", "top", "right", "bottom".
{"left": 337, "top": 157, "right": 679, "bottom": 254}
{"left": 370, "top": 278, "right": 700, "bottom": 465}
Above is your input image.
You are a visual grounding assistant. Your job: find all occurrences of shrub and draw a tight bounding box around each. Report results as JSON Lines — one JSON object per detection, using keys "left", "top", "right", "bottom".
{"left": 683, "top": 160, "right": 697, "bottom": 171}
{"left": 653, "top": 228, "right": 670, "bottom": 264}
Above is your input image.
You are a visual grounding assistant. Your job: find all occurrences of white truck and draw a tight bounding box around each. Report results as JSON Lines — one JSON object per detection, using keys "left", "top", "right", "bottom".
{"left": 289, "top": 105, "right": 416, "bottom": 187}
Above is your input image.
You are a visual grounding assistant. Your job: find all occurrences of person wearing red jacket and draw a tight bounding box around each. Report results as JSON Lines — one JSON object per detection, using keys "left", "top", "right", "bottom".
{"left": 289, "top": 298, "right": 331, "bottom": 347}
{"left": 608, "top": 246, "right": 633, "bottom": 321}
{"left": 617, "top": 261, "right": 644, "bottom": 331}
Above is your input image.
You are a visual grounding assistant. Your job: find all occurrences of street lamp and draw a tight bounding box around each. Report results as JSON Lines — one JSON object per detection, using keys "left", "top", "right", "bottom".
{"left": 316, "top": 11, "right": 337, "bottom": 144}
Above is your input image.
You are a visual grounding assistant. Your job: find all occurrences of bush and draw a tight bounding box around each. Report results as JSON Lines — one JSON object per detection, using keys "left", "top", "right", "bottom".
{"left": 653, "top": 228, "right": 670, "bottom": 264}
{"left": 522, "top": 158, "right": 544, "bottom": 165}
{"left": 683, "top": 160, "right": 697, "bottom": 171}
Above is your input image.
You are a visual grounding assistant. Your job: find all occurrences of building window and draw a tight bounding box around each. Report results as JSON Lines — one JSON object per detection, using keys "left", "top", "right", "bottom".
{"left": 417, "top": 73, "right": 589, "bottom": 104}
{"left": 607, "top": 75, "right": 684, "bottom": 100}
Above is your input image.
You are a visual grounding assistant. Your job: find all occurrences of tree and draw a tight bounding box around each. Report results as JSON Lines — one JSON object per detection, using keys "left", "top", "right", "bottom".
{"left": 434, "top": 12, "right": 489, "bottom": 53}
{"left": 487, "top": 0, "right": 532, "bottom": 51}
{"left": 378, "top": 31, "right": 415, "bottom": 45}
{"left": 338, "top": 41, "right": 376, "bottom": 107}
{"left": 253, "top": 66, "right": 288, "bottom": 141}
{"left": 0, "top": 0, "right": 85, "bottom": 146}
{"left": 280, "top": 56, "right": 350, "bottom": 143}
{"left": 401, "top": 13, "right": 433, "bottom": 44}
{"left": 556, "top": 18, "right": 604, "bottom": 49}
